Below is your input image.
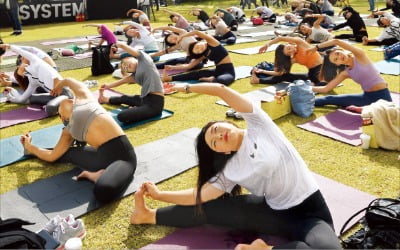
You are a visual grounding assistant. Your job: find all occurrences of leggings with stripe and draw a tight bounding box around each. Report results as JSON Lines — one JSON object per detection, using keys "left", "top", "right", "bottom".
{"left": 156, "top": 190, "right": 341, "bottom": 249}
{"left": 171, "top": 63, "right": 235, "bottom": 86}
{"left": 156, "top": 56, "right": 204, "bottom": 70}
{"left": 315, "top": 88, "right": 392, "bottom": 107}
{"left": 57, "top": 135, "right": 136, "bottom": 203}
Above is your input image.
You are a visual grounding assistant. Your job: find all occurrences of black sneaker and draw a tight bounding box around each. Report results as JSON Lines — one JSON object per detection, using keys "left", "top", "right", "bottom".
{"left": 11, "top": 31, "right": 22, "bottom": 36}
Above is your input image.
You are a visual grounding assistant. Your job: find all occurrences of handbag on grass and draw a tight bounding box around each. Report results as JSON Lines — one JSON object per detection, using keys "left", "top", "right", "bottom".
{"left": 287, "top": 80, "right": 315, "bottom": 118}
{"left": 340, "top": 198, "right": 400, "bottom": 249}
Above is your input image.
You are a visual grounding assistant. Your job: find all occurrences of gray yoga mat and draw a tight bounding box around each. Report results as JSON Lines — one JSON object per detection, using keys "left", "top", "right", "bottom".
{"left": 0, "top": 128, "right": 200, "bottom": 232}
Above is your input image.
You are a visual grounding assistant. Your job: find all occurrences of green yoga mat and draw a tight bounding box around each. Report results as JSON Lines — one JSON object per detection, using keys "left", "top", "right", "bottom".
{"left": 0, "top": 109, "right": 173, "bottom": 168}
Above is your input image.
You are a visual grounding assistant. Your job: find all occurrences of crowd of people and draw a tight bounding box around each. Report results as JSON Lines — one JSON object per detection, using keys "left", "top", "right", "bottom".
{"left": 0, "top": 0, "right": 399, "bottom": 249}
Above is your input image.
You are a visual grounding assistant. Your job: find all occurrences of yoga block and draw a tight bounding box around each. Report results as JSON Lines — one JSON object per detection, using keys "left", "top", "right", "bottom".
{"left": 362, "top": 125, "right": 378, "bottom": 148}
{"left": 261, "top": 95, "right": 291, "bottom": 120}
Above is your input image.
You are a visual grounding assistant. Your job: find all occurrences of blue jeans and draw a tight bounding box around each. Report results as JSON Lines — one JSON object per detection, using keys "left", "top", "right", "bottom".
{"left": 315, "top": 88, "right": 392, "bottom": 107}
{"left": 368, "top": 0, "right": 375, "bottom": 10}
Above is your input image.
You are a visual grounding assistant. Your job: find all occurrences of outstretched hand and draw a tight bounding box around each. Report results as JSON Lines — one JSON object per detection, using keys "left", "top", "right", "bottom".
{"left": 142, "top": 182, "right": 161, "bottom": 200}
{"left": 20, "top": 132, "right": 32, "bottom": 150}
{"left": 259, "top": 44, "right": 268, "bottom": 53}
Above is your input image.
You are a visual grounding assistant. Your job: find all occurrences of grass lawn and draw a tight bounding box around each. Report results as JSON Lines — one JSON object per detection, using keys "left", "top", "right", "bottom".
{"left": 1, "top": 0, "right": 399, "bottom": 248}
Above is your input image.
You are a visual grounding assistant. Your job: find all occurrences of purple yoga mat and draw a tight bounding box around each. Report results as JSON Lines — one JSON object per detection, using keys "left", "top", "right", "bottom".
{"left": 3, "top": 50, "right": 17, "bottom": 57}
{"left": 297, "top": 92, "right": 400, "bottom": 146}
{"left": 298, "top": 109, "right": 363, "bottom": 146}
{"left": 0, "top": 105, "right": 48, "bottom": 128}
{"left": 0, "top": 89, "right": 123, "bottom": 128}
{"left": 141, "top": 173, "right": 375, "bottom": 249}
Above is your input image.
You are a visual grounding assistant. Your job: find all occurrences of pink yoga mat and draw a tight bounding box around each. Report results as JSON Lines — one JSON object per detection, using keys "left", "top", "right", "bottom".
{"left": 298, "top": 109, "right": 363, "bottom": 146}
{"left": 0, "top": 105, "right": 48, "bottom": 128}
{"left": 141, "top": 173, "right": 375, "bottom": 249}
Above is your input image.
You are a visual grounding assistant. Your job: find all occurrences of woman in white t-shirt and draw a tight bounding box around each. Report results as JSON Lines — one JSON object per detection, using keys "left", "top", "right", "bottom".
{"left": 129, "top": 83, "right": 340, "bottom": 249}
{"left": 298, "top": 14, "right": 333, "bottom": 43}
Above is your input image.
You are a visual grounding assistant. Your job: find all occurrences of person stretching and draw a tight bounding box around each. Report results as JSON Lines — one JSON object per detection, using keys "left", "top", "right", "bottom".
{"left": 130, "top": 83, "right": 341, "bottom": 249}
{"left": 362, "top": 11, "right": 400, "bottom": 46}
{"left": 310, "top": 39, "right": 392, "bottom": 107}
{"left": 0, "top": 44, "right": 71, "bottom": 115}
{"left": 150, "top": 26, "right": 204, "bottom": 71}
{"left": 20, "top": 78, "right": 136, "bottom": 203}
{"left": 99, "top": 42, "right": 164, "bottom": 124}
{"left": 209, "top": 15, "right": 237, "bottom": 45}
{"left": 161, "top": 30, "right": 235, "bottom": 86}
{"left": 251, "top": 37, "right": 324, "bottom": 85}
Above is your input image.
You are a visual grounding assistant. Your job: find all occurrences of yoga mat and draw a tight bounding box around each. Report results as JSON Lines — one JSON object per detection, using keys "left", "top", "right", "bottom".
{"left": 232, "top": 37, "right": 257, "bottom": 44}
{"left": 0, "top": 108, "right": 173, "bottom": 168}
{"left": 229, "top": 44, "right": 279, "bottom": 55}
{"left": 369, "top": 47, "right": 385, "bottom": 52}
{"left": 3, "top": 50, "right": 17, "bottom": 57}
{"left": 298, "top": 109, "right": 363, "bottom": 146}
{"left": 374, "top": 55, "right": 400, "bottom": 75}
{"left": 234, "top": 66, "right": 253, "bottom": 80}
{"left": 0, "top": 57, "right": 16, "bottom": 66}
{"left": 0, "top": 128, "right": 200, "bottom": 232}
{"left": 159, "top": 52, "right": 186, "bottom": 62}
{"left": 141, "top": 172, "right": 376, "bottom": 249}
{"left": 237, "top": 26, "right": 257, "bottom": 31}
{"left": 0, "top": 105, "right": 49, "bottom": 128}
{"left": 157, "top": 61, "right": 216, "bottom": 76}
{"left": 72, "top": 52, "right": 93, "bottom": 59}
{"left": 39, "top": 36, "right": 98, "bottom": 46}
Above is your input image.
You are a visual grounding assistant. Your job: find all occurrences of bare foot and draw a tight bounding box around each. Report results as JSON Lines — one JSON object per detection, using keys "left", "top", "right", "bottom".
{"left": 161, "top": 69, "right": 172, "bottom": 82}
{"left": 199, "top": 76, "right": 215, "bottom": 82}
{"left": 346, "top": 105, "right": 363, "bottom": 114}
{"left": 235, "top": 239, "right": 273, "bottom": 250}
{"left": 98, "top": 89, "right": 110, "bottom": 104}
{"left": 250, "top": 70, "right": 260, "bottom": 84}
{"left": 77, "top": 169, "right": 105, "bottom": 183}
{"left": 362, "top": 36, "right": 368, "bottom": 45}
{"left": 130, "top": 187, "right": 156, "bottom": 224}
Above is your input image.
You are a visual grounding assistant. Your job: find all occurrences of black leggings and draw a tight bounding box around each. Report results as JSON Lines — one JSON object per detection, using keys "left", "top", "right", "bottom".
{"left": 366, "top": 38, "right": 399, "bottom": 46}
{"left": 156, "top": 56, "right": 204, "bottom": 70}
{"left": 258, "top": 65, "right": 324, "bottom": 86}
{"left": 109, "top": 93, "right": 164, "bottom": 124}
{"left": 262, "top": 14, "right": 277, "bottom": 23}
{"left": 172, "top": 63, "right": 235, "bottom": 86}
{"left": 156, "top": 191, "right": 340, "bottom": 249}
{"left": 214, "top": 31, "right": 237, "bottom": 45}
{"left": 29, "top": 87, "right": 73, "bottom": 115}
{"left": 57, "top": 135, "right": 136, "bottom": 203}
{"left": 334, "top": 30, "right": 368, "bottom": 42}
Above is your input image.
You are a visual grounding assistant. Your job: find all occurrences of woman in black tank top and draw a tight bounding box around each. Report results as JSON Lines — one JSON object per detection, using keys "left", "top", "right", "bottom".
{"left": 161, "top": 30, "right": 236, "bottom": 86}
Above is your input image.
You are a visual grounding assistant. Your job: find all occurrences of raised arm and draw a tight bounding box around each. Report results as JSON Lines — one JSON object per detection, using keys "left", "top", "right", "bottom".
{"left": 313, "top": 39, "right": 365, "bottom": 58}
{"left": 259, "top": 37, "right": 308, "bottom": 53}
{"left": 115, "top": 41, "right": 141, "bottom": 57}
{"left": 53, "top": 78, "right": 93, "bottom": 100}
{"left": 4, "top": 44, "right": 40, "bottom": 64}
{"left": 171, "top": 83, "right": 253, "bottom": 113}
{"left": 142, "top": 182, "right": 225, "bottom": 206}
{"left": 126, "top": 8, "right": 144, "bottom": 17}
{"left": 121, "top": 21, "right": 148, "bottom": 33}
{"left": 152, "top": 26, "right": 186, "bottom": 35}
{"left": 102, "top": 75, "right": 135, "bottom": 89}
{"left": 178, "top": 30, "right": 219, "bottom": 46}
{"left": 312, "top": 14, "right": 325, "bottom": 28}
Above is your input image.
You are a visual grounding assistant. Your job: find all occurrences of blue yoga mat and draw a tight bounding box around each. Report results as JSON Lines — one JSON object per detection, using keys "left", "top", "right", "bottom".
{"left": 374, "top": 56, "right": 400, "bottom": 75}
{"left": 0, "top": 109, "right": 173, "bottom": 168}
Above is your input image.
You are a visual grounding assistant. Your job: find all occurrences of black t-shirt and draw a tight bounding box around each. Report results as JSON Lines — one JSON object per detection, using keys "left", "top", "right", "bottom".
{"left": 198, "top": 10, "right": 209, "bottom": 23}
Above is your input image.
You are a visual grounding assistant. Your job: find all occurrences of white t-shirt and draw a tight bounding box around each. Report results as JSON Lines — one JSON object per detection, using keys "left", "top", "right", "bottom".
{"left": 9, "top": 45, "right": 61, "bottom": 104}
{"left": 256, "top": 7, "right": 273, "bottom": 18}
{"left": 123, "top": 21, "right": 159, "bottom": 51}
{"left": 210, "top": 102, "right": 319, "bottom": 210}
{"left": 229, "top": 6, "right": 245, "bottom": 19}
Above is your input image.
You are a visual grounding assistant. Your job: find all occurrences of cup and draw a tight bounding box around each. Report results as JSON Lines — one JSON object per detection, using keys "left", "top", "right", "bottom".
{"left": 65, "top": 237, "right": 82, "bottom": 250}
{"left": 360, "top": 133, "right": 371, "bottom": 149}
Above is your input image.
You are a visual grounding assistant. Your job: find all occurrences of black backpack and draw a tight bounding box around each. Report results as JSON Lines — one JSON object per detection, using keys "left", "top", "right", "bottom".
{"left": 91, "top": 45, "right": 114, "bottom": 76}
{"left": 0, "top": 218, "right": 46, "bottom": 249}
{"left": 340, "top": 198, "right": 400, "bottom": 249}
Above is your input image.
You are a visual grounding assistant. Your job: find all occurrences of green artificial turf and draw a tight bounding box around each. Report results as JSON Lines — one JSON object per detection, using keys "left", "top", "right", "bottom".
{"left": 1, "top": 0, "right": 399, "bottom": 248}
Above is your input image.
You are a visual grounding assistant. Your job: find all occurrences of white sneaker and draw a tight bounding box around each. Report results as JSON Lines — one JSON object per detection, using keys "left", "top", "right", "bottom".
{"left": 43, "top": 214, "right": 75, "bottom": 234}
{"left": 53, "top": 219, "right": 86, "bottom": 250}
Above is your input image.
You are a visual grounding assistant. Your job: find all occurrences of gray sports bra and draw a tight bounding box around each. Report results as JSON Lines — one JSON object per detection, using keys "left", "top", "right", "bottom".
{"left": 66, "top": 101, "right": 107, "bottom": 142}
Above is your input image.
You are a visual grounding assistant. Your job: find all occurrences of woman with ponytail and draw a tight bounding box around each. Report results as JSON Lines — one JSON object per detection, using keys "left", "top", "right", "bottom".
{"left": 129, "top": 83, "right": 340, "bottom": 249}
